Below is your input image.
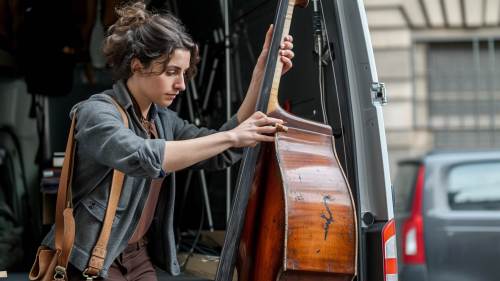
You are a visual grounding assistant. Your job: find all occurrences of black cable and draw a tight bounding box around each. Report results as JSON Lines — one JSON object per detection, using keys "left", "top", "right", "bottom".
{"left": 180, "top": 200, "right": 205, "bottom": 271}
{"left": 312, "top": 0, "right": 329, "bottom": 125}
{"left": 318, "top": 0, "right": 350, "bottom": 179}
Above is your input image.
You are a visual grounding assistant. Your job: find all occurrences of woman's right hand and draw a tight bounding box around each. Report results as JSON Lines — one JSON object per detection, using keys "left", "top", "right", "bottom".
{"left": 228, "top": 111, "right": 285, "bottom": 148}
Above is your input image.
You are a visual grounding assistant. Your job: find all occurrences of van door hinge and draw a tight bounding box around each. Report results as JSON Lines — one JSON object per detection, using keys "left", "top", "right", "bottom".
{"left": 371, "top": 82, "right": 387, "bottom": 105}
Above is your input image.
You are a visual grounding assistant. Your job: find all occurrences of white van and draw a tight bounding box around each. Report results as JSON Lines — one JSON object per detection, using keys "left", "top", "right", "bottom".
{"left": 0, "top": 0, "right": 395, "bottom": 280}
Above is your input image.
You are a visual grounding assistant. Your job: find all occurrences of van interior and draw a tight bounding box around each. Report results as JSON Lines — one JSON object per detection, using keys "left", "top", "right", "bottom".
{"left": 0, "top": 0, "right": 380, "bottom": 279}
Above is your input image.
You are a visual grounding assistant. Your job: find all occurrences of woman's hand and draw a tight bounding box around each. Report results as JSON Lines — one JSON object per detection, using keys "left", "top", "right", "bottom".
{"left": 254, "top": 24, "right": 295, "bottom": 76}
{"left": 236, "top": 25, "right": 294, "bottom": 124}
{"left": 228, "top": 111, "right": 285, "bottom": 148}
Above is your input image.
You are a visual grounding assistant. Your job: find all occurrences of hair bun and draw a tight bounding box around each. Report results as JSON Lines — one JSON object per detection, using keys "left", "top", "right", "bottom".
{"left": 103, "top": 1, "right": 199, "bottom": 81}
{"left": 113, "top": 2, "right": 149, "bottom": 33}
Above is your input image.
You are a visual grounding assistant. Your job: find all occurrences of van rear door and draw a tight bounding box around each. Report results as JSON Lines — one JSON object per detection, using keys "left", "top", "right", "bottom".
{"left": 333, "top": 0, "right": 396, "bottom": 280}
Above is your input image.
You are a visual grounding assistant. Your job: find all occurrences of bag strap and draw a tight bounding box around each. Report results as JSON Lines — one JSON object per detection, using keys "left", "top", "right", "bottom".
{"left": 84, "top": 97, "right": 129, "bottom": 278}
{"left": 54, "top": 112, "right": 77, "bottom": 270}
{"left": 53, "top": 96, "right": 129, "bottom": 279}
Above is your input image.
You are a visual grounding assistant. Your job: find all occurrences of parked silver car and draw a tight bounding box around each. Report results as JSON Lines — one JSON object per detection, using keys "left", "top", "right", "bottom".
{"left": 395, "top": 150, "right": 500, "bottom": 281}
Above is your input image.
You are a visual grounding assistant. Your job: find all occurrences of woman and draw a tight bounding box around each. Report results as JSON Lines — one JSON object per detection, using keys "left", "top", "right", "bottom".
{"left": 40, "top": 1, "right": 294, "bottom": 281}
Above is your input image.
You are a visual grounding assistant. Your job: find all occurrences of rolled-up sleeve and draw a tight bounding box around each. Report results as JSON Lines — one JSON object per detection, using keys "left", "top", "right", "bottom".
{"left": 75, "top": 98, "right": 165, "bottom": 178}
{"left": 171, "top": 113, "right": 242, "bottom": 170}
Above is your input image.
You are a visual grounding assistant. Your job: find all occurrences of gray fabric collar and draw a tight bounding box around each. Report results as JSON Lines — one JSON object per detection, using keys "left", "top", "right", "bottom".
{"left": 112, "top": 80, "right": 159, "bottom": 121}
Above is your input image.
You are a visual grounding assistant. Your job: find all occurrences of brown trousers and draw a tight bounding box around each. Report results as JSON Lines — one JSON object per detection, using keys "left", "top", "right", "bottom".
{"left": 68, "top": 240, "right": 157, "bottom": 281}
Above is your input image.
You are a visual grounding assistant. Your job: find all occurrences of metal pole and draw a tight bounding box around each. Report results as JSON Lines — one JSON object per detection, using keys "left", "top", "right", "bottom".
{"left": 222, "top": 0, "right": 232, "bottom": 223}
{"left": 186, "top": 84, "right": 215, "bottom": 231}
{"left": 473, "top": 39, "right": 480, "bottom": 145}
{"left": 489, "top": 40, "right": 497, "bottom": 145}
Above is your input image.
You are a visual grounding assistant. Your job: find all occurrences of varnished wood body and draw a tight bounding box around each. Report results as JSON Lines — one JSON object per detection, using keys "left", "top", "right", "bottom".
{"left": 237, "top": 107, "right": 358, "bottom": 280}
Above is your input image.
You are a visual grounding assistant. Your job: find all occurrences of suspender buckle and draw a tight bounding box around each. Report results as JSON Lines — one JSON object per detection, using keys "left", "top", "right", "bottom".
{"left": 82, "top": 268, "right": 98, "bottom": 280}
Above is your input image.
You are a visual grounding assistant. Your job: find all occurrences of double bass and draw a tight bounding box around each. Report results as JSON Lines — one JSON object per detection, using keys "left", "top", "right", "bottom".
{"left": 216, "top": 0, "right": 358, "bottom": 280}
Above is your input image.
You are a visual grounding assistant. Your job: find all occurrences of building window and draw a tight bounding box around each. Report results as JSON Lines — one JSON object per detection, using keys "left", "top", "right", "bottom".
{"left": 426, "top": 39, "right": 500, "bottom": 148}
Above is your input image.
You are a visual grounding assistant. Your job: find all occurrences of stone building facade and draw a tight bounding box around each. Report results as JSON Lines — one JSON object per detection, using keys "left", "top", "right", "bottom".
{"left": 364, "top": 0, "right": 500, "bottom": 176}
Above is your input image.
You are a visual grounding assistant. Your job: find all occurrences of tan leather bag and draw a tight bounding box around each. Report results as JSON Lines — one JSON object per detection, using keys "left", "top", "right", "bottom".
{"left": 29, "top": 98, "right": 128, "bottom": 280}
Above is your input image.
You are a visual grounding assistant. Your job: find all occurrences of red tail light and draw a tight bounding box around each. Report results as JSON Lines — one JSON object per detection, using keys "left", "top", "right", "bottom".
{"left": 382, "top": 219, "right": 398, "bottom": 281}
{"left": 402, "top": 165, "right": 426, "bottom": 264}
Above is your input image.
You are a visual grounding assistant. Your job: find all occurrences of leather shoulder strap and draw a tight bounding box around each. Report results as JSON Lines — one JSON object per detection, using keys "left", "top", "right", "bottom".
{"left": 85, "top": 97, "right": 129, "bottom": 277}
{"left": 54, "top": 96, "right": 130, "bottom": 278}
{"left": 54, "top": 112, "right": 77, "bottom": 270}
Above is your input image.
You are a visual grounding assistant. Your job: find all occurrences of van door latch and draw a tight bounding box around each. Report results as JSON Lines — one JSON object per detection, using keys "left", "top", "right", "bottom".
{"left": 371, "top": 82, "right": 387, "bottom": 105}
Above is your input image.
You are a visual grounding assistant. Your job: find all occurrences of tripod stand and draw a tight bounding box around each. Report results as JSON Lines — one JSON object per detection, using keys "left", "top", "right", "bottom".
{"left": 174, "top": 0, "right": 259, "bottom": 230}
{"left": 179, "top": 80, "right": 215, "bottom": 232}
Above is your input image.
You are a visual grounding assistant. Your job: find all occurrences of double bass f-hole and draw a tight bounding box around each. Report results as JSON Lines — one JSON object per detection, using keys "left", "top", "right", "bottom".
{"left": 321, "top": 195, "right": 334, "bottom": 241}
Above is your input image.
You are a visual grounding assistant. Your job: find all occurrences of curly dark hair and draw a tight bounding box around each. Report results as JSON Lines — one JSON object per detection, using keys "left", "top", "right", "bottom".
{"left": 103, "top": 2, "right": 199, "bottom": 81}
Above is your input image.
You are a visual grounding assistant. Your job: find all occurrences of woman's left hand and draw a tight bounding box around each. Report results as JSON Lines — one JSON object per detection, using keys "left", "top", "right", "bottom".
{"left": 254, "top": 24, "right": 294, "bottom": 76}
{"left": 237, "top": 25, "right": 294, "bottom": 123}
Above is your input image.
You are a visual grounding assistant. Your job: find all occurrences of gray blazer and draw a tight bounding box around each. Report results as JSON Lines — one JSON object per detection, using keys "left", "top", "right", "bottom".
{"left": 42, "top": 80, "right": 242, "bottom": 277}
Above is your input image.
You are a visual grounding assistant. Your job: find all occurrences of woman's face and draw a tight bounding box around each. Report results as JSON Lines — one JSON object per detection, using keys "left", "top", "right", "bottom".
{"left": 133, "top": 49, "right": 191, "bottom": 107}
